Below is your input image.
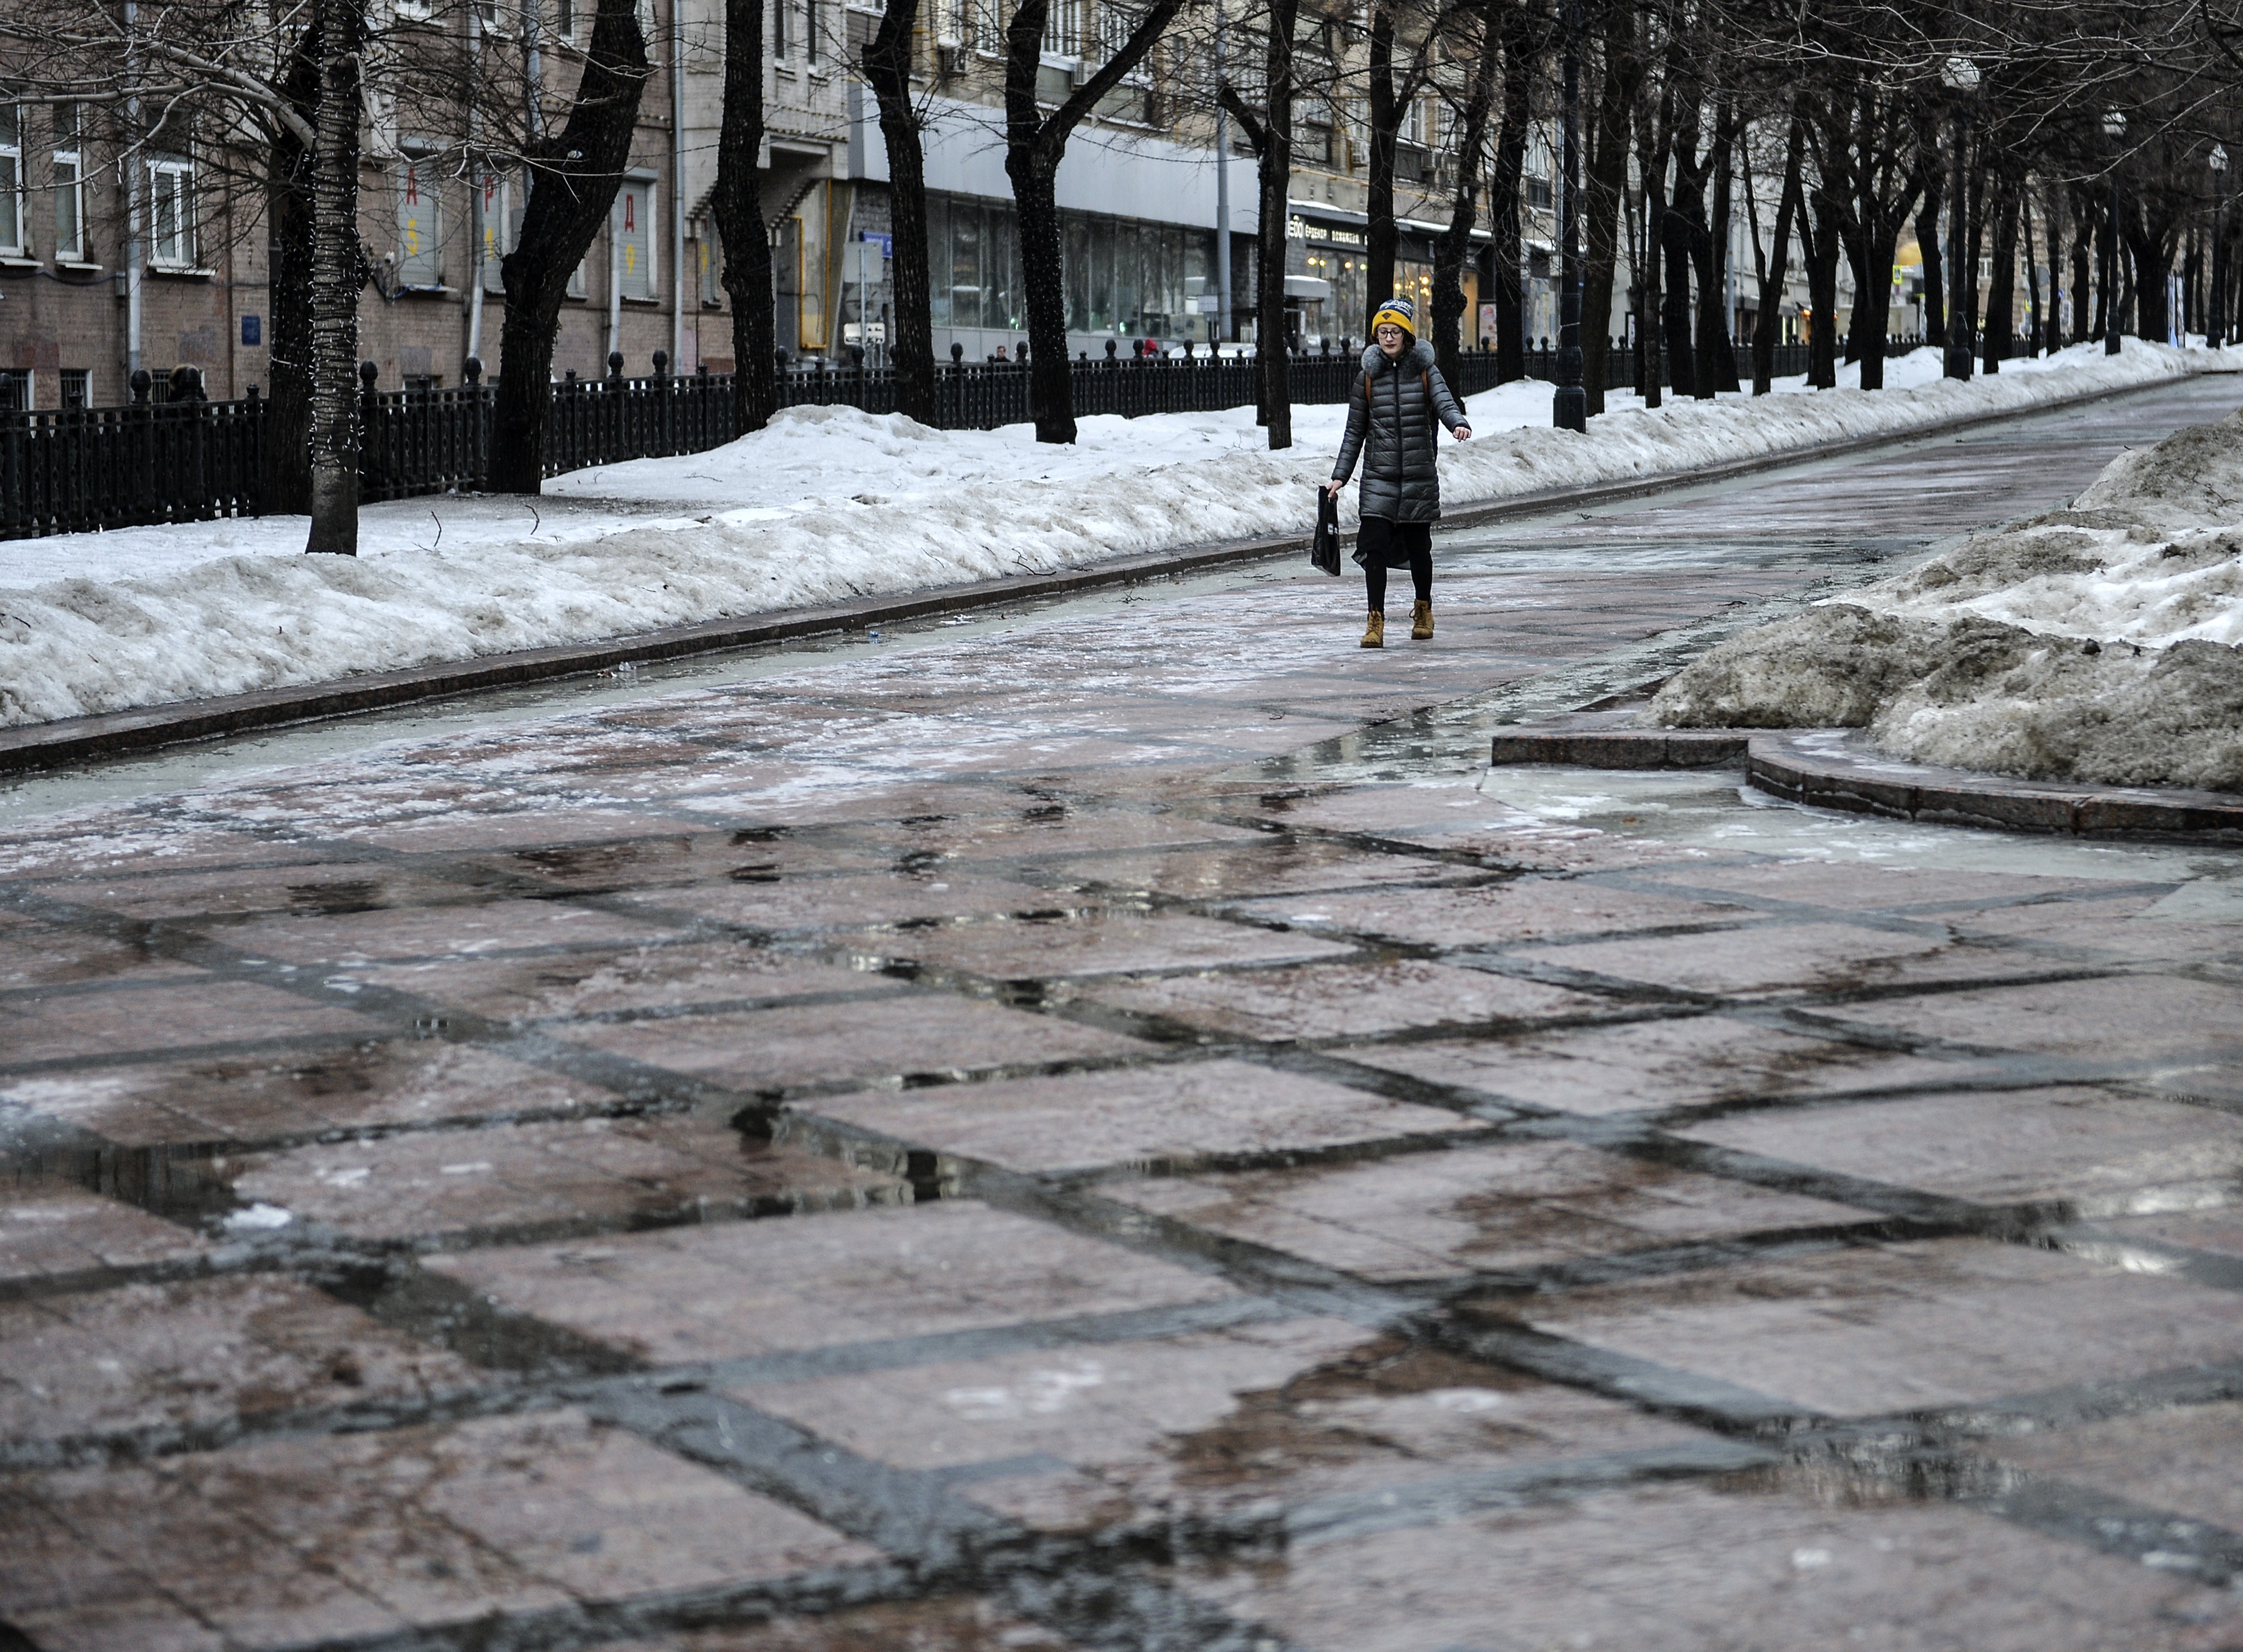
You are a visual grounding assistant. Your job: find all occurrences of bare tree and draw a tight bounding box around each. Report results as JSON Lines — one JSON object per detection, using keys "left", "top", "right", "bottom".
{"left": 1220, "top": 0, "right": 1302, "bottom": 447}
{"left": 489, "top": 0, "right": 650, "bottom": 492}
{"left": 860, "top": 0, "right": 934, "bottom": 421}
{"left": 712, "top": 0, "right": 776, "bottom": 432}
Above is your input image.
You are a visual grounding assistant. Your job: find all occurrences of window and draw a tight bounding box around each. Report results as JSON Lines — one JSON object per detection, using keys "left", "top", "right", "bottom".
{"left": 60, "top": 368, "right": 89, "bottom": 407}
{"left": 480, "top": 169, "right": 511, "bottom": 294}
{"left": 554, "top": 0, "right": 574, "bottom": 38}
{"left": 805, "top": 0, "right": 820, "bottom": 61}
{"left": 397, "top": 149, "right": 441, "bottom": 286}
{"left": 0, "top": 370, "right": 28, "bottom": 409}
{"left": 52, "top": 103, "right": 83, "bottom": 260}
{"left": 699, "top": 218, "right": 722, "bottom": 304}
{"left": 615, "top": 175, "right": 653, "bottom": 299}
{"left": 0, "top": 101, "right": 23, "bottom": 255}
{"left": 149, "top": 155, "right": 196, "bottom": 267}
{"left": 772, "top": 0, "right": 789, "bottom": 58}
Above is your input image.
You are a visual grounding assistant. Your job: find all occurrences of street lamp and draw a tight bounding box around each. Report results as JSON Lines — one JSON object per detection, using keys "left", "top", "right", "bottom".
{"left": 1552, "top": 0, "right": 1586, "bottom": 431}
{"left": 2211, "top": 142, "right": 2230, "bottom": 349}
{"left": 1941, "top": 56, "right": 1979, "bottom": 382}
{"left": 2104, "top": 108, "right": 2127, "bottom": 356}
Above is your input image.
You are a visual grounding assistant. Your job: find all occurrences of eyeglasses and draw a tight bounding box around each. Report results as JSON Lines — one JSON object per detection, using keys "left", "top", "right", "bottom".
{"left": 1375, "top": 324, "right": 1404, "bottom": 338}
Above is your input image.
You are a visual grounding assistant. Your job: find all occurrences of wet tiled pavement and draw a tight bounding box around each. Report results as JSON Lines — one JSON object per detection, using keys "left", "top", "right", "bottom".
{"left": 6, "top": 378, "right": 2243, "bottom": 1649}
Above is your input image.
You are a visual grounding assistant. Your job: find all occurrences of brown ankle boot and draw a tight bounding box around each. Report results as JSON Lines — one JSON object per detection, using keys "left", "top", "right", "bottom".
{"left": 1360, "top": 611, "right": 1385, "bottom": 649}
{"left": 1410, "top": 599, "right": 1434, "bottom": 640}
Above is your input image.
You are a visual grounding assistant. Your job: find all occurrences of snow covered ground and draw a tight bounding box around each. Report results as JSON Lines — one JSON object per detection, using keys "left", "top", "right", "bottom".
{"left": 1653, "top": 376, "right": 2243, "bottom": 792}
{"left": 0, "top": 338, "right": 2200, "bottom": 729}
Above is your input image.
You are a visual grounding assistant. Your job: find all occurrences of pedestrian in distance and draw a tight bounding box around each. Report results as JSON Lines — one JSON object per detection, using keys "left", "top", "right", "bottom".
{"left": 1325, "top": 295, "right": 1472, "bottom": 648}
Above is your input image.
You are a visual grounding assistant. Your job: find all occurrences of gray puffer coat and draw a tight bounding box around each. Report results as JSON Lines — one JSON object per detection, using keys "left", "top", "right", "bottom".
{"left": 1330, "top": 339, "right": 1467, "bottom": 522}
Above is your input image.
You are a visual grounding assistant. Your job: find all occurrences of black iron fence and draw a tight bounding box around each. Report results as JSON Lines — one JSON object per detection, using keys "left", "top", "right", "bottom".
{"left": 0, "top": 336, "right": 1861, "bottom": 541}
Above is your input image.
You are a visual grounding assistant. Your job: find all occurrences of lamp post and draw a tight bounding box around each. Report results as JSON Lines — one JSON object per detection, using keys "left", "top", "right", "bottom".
{"left": 1940, "top": 56, "right": 1979, "bottom": 382}
{"left": 2104, "top": 108, "right": 2127, "bottom": 355}
{"left": 2211, "top": 142, "right": 2230, "bottom": 350}
{"left": 1552, "top": 0, "right": 1586, "bottom": 431}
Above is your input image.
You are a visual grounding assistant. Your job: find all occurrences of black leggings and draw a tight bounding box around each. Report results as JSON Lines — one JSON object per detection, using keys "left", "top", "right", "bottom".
{"left": 1360, "top": 517, "right": 1433, "bottom": 612}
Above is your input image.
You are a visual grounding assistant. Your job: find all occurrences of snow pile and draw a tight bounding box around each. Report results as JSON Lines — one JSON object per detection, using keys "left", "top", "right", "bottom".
{"left": 1653, "top": 399, "right": 2243, "bottom": 792}
{"left": 0, "top": 338, "right": 2193, "bottom": 729}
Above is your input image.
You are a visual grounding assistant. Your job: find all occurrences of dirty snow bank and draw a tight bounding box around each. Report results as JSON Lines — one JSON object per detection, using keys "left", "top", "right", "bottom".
{"left": 0, "top": 338, "right": 2191, "bottom": 729}
{"left": 1653, "top": 382, "right": 2243, "bottom": 792}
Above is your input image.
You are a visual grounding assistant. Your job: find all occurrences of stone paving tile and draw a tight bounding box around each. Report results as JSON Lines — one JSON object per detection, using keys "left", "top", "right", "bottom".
{"left": 0, "top": 980, "right": 383, "bottom": 1069}
{"left": 599, "top": 1599, "right": 1085, "bottom": 1651}
{"left": 1077, "top": 957, "right": 1610, "bottom": 1041}
{"left": 227, "top": 1115, "right": 907, "bottom": 1240}
{"left": 839, "top": 910, "right": 1357, "bottom": 981}
{"left": 1037, "top": 840, "right": 1484, "bottom": 900}
{"left": 1177, "top": 1478, "right": 2243, "bottom": 1651}
{"left": 0, "top": 1275, "right": 481, "bottom": 1444}
{"left": 0, "top": 823, "right": 329, "bottom": 882}
{"left": 1225, "top": 878, "right": 1755, "bottom": 948}
{"left": 1109, "top": 1140, "right": 1877, "bottom": 1280}
{"left": 1675, "top": 1086, "right": 2243, "bottom": 1210}
{"left": 1344, "top": 1018, "right": 1984, "bottom": 1116}
{"left": 615, "top": 872, "right": 1075, "bottom": 933}
{"left": 424, "top": 1200, "right": 1240, "bottom": 1363}
{"left": 1512, "top": 919, "right": 2022, "bottom": 998}
{"left": 0, "top": 1409, "right": 874, "bottom": 1650}
{"left": 461, "top": 830, "right": 894, "bottom": 892}
{"left": 0, "top": 1187, "right": 213, "bottom": 1285}
{"left": 1946, "top": 896, "right": 2243, "bottom": 966}
{"left": 553, "top": 992, "right": 1152, "bottom": 1093}
{"left": 747, "top": 1322, "right": 1708, "bottom": 1539}
{"left": 0, "top": 912, "right": 204, "bottom": 991}
{"left": 361, "top": 940, "right": 901, "bottom": 1023}
{"left": 1270, "top": 785, "right": 1717, "bottom": 871}
{"left": 1985, "top": 1399, "right": 2243, "bottom": 1533}
{"left": 2094, "top": 1209, "right": 2243, "bottom": 1259}
{"left": 832, "top": 806, "right": 1267, "bottom": 862}
{"left": 22, "top": 861, "right": 471, "bottom": 922}
{"left": 222, "top": 899, "right": 674, "bottom": 966}
{"left": 1632, "top": 861, "right": 2127, "bottom": 913}
{"left": 1506, "top": 1238, "right": 2243, "bottom": 1418}
{"left": 341, "top": 808, "right": 719, "bottom": 853}
{"left": 1, "top": 1042, "right": 620, "bottom": 1145}
{"left": 803, "top": 1059, "right": 1481, "bottom": 1174}
{"left": 1829, "top": 976, "right": 2243, "bottom": 1098}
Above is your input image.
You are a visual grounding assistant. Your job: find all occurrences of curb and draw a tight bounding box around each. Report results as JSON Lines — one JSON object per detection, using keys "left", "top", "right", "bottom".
{"left": 0, "top": 368, "right": 2192, "bottom": 778}
{"left": 1488, "top": 715, "right": 2243, "bottom": 842}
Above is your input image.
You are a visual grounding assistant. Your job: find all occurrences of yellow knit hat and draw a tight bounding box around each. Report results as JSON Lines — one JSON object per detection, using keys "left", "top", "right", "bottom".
{"left": 1371, "top": 297, "right": 1417, "bottom": 336}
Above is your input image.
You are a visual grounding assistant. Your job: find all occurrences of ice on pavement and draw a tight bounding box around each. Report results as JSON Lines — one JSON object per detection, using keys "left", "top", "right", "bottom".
{"left": 0, "top": 339, "right": 2188, "bottom": 729}
{"left": 1654, "top": 373, "right": 2243, "bottom": 792}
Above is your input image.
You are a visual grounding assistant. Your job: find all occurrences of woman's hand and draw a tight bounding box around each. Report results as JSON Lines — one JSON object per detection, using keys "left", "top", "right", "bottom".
{"left": 1453, "top": 424, "right": 1472, "bottom": 441}
{"left": 1324, "top": 479, "right": 1347, "bottom": 498}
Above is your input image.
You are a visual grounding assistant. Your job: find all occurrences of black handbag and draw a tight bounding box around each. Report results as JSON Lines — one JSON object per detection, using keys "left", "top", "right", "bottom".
{"left": 1310, "top": 485, "right": 1342, "bottom": 576}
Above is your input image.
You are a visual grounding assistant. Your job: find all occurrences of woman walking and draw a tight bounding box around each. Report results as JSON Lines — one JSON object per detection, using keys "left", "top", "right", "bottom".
{"left": 1325, "top": 296, "right": 1472, "bottom": 647}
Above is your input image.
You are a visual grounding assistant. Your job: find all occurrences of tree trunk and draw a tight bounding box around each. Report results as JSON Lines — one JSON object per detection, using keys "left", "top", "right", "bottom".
{"left": 2077, "top": 186, "right": 2099, "bottom": 341}
{"left": 862, "top": 0, "right": 931, "bottom": 420}
{"left": 1256, "top": 0, "right": 1296, "bottom": 448}
{"left": 1636, "top": 85, "right": 1668, "bottom": 407}
{"left": 1919, "top": 147, "right": 1945, "bottom": 349}
{"left": 715, "top": 0, "right": 776, "bottom": 432}
{"left": 2124, "top": 200, "right": 2179, "bottom": 342}
{"left": 262, "top": 17, "right": 321, "bottom": 516}
{"left": 1488, "top": 3, "right": 1532, "bottom": 383}
{"left": 1979, "top": 167, "right": 2015, "bottom": 370}
{"left": 1699, "top": 103, "right": 1739, "bottom": 392}
{"left": 1961, "top": 157, "right": 1986, "bottom": 354}
{"left": 491, "top": 0, "right": 651, "bottom": 492}
{"left": 1805, "top": 188, "right": 1841, "bottom": 389}
{"left": 303, "top": 0, "right": 364, "bottom": 555}
{"left": 1364, "top": 4, "right": 1399, "bottom": 338}
{"left": 1431, "top": 0, "right": 1502, "bottom": 391}
{"left": 1005, "top": 0, "right": 1182, "bottom": 441}
{"left": 1945, "top": 121, "right": 1973, "bottom": 378}
{"left": 1752, "top": 112, "right": 1804, "bottom": 395}
{"left": 2021, "top": 189, "right": 2042, "bottom": 356}
{"left": 2042, "top": 183, "right": 2062, "bottom": 352}
{"left": 1581, "top": 4, "right": 1637, "bottom": 416}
